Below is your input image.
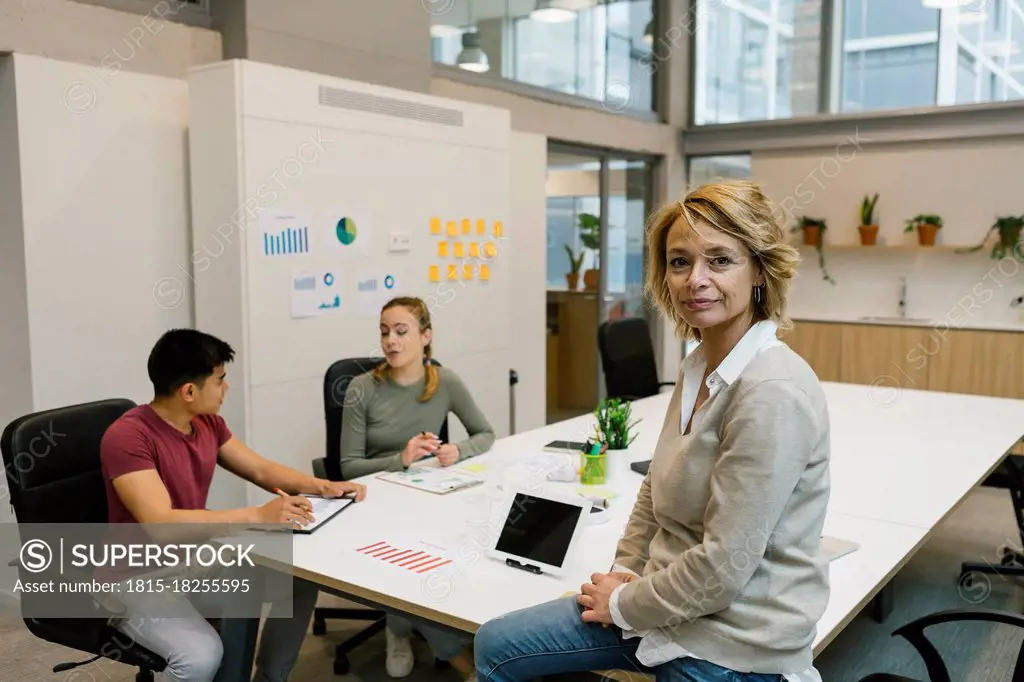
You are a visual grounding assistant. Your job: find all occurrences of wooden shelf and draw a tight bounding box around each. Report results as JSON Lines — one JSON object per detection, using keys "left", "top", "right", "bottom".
{"left": 796, "top": 244, "right": 970, "bottom": 252}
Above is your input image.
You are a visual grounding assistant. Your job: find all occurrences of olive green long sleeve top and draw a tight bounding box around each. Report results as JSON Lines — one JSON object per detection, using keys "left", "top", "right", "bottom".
{"left": 337, "top": 366, "right": 496, "bottom": 480}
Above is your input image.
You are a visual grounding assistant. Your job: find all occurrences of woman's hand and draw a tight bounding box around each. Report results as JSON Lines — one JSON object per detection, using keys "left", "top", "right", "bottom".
{"left": 577, "top": 572, "right": 625, "bottom": 625}
{"left": 401, "top": 433, "right": 439, "bottom": 468}
{"left": 317, "top": 479, "right": 367, "bottom": 501}
{"left": 435, "top": 443, "right": 460, "bottom": 467}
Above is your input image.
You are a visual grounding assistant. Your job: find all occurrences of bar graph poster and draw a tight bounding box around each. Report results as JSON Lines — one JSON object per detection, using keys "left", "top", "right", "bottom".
{"left": 291, "top": 268, "right": 341, "bottom": 319}
{"left": 261, "top": 211, "right": 313, "bottom": 258}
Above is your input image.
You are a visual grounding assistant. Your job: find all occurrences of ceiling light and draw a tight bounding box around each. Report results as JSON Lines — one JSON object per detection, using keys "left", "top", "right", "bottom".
{"left": 457, "top": 31, "right": 489, "bottom": 73}
{"left": 532, "top": 0, "right": 576, "bottom": 23}
{"left": 921, "top": 0, "right": 973, "bottom": 8}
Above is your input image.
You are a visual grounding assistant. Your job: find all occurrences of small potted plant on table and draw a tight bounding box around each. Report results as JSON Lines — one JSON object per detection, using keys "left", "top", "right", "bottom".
{"left": 904, "top": 214, "right": 943, "bottom": 246}
{"left": 591, "top": 398, "right": 641, "bottom": 482}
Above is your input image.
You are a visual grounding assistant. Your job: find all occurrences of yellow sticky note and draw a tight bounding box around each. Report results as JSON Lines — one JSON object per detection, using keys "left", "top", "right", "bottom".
{"left": 462, "top": 219, "right": 471, "bottom": 234}
{"left": 447, "top": 221, "right": 458, "bottom": 237}
{"left": 438, "top": 241, "right": 448, "bottom": 258}
{"left": 476, "top": 219, "right": 486, "bottom": 235}
{"left": 469, "top": 242, "right": 479, "bottom": 257}
{"left": 461, "top": 463, "right": 486, "bottom": 473}
{"left": 429, "top": 265, "right": 440, "bottom": 282}
{"left": 430, "top": 217, "right": 441, "bottom": 235}
{"left": 483, "top": 242, "right": 497, "bottom": 258}
{"left": 562, "top": 591, "right": 578, "bottom": 597}
{"left": 463, "top": 264, "right": 474, "bottom": 280}
{"left": 479, "top": 264, "right": 490, "bottom": 281}
{"left": 494, "top": 221, "right": 504, "bottom": 237}
{"left": 453, "top": 242, "right": 465, "bottom": 258}
{"left": 447, "top": 264, "right": 458, "bottom": 280}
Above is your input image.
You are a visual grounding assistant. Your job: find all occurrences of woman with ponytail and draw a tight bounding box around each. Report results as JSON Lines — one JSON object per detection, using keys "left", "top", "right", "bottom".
{"left": 338, "top": 295, "right": 492, "bottom": 680}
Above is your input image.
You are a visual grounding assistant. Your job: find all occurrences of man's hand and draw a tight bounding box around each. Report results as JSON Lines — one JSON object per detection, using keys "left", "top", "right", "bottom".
{"left": 257, "top": 493, "right": 315, "bottom": 528}
{"left": 435, "top": 443, "right": 459, "bottom": 467}
{"left": 317, "top": 479, "right": 367, "bottom": 501}
{"left": 578, "top": 572, "right": 624, "bottom": 625}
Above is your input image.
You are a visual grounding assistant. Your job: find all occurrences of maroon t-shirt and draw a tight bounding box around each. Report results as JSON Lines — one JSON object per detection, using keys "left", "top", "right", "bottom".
{"left": 100, "top": 405, "right": 232, "bottom": 523}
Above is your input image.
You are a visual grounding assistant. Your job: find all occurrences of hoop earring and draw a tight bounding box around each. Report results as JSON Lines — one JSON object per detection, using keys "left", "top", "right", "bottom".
{"left": 754, "top": 286, "right": 762, "bottom": 303}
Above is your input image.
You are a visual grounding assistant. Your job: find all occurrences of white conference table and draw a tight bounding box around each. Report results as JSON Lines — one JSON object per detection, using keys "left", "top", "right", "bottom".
{"left": 287, "top": 381, "right": 1024, "bottom": 660}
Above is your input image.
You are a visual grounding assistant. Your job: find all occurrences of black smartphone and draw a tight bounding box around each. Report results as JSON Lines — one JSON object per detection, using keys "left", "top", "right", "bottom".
{"left": 543, "top": 440, "right": 588, "bottom": 453}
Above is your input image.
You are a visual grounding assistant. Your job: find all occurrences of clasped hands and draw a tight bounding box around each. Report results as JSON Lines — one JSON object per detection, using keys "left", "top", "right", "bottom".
{"left": 402, "top": 432, "right": 459, "bottom": 467}
{"left": 577, "top": 571, "right": 638, "bottom": 627}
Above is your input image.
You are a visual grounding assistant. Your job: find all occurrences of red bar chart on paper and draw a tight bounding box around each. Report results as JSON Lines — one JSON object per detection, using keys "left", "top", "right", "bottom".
{"left": 355, "top": 540, "right": 452, "bottom": 574}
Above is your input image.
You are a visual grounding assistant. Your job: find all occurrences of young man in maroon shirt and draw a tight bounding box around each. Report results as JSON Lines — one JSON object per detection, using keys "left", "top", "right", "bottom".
{"left": 101, "top": 329, "right": 366, "bottom": 682}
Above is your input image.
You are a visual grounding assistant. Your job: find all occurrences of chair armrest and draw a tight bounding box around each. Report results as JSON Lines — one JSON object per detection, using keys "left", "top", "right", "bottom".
{"left": 312, "top": 457, "right": 328, "bottom": 480}
{"left": 889, "top": 608, "right": 1024, "bottom": 682}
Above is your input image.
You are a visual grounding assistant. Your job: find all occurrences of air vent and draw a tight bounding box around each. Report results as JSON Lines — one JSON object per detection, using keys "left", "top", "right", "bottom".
{"left": 318, "top": 86, "right": 464, "bottom": 127}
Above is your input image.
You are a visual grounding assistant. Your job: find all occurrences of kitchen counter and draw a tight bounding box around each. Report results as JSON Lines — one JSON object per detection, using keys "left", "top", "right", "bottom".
{"left": 790, "top": 314, "right": 1024, "bottom": 334}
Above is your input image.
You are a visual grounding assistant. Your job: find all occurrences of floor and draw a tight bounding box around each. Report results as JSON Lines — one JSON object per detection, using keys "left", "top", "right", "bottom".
{"left": 2, "top": 486, "right": 1022, "bottom": 682}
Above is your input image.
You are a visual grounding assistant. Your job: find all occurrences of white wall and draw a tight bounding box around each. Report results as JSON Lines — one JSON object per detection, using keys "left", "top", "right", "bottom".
{"left": 752, "top": 137, "right": 1024, "bottom": 330}
{"left": 510, "top": 131, "right": 548, "bottom": 433}
{"left": 0, "top": 53, "right": 193, "bottom": 525}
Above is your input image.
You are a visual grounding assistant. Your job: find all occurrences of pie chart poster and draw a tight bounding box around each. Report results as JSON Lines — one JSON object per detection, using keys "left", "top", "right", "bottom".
{"left": 325, "top": 210, "right": 372, "bottom": 256}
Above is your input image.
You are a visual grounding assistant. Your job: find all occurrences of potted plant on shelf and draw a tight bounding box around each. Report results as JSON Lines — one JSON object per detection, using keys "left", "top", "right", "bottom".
{"left": 564, "top": 244, "right": 584, "bottom": 290}
{"left": 957, "top": 215, "right": 1024, "bottom": 260}
{"left": 592, "top": 397, "right": 641, "bottom": 482}
{"left": 859, "top": 193, "right": 880, "bottom": 245}
{"left": 790, "top": 216, "right": 836, "bottom": 284}
{"left": 578, "top": 212, "right": 601, "bottom": 292}
{"left": 904, "top": 214, "right": 943, "bottom": 246}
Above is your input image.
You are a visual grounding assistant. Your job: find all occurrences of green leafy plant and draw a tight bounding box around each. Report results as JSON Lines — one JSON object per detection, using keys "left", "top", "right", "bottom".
{"left": 790, "top": 216, "right": 836, "bottom": 285}
{"left": 957, "top": 215, "right": 1024, "bottom": 260}
{"left": 903, "top": 214, "right": 943, "bottom": 233}
{"left": 578, "top": 212, "right": 601, "bottom": 268}
{"left": 564, "top": 244, "right": 584, "bottom": 274}
{"left": 860, "top": 193, "right": 879, "bottom": 225}
{"left": 593, "top": 398, "right": 641, "bottom": 450}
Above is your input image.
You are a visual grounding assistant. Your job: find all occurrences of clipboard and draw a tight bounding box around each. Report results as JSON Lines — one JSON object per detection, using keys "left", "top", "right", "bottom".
{"left": 822, "top": 535, "right": 860, "bottom": 561}
{"left": 376, "top": 468, "right": 484, "bottom": 495}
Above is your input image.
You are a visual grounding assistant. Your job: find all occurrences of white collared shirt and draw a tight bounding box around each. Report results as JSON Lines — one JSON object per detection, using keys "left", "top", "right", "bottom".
{"left": 608, "top": 319, "right": 822, "bottom": 682}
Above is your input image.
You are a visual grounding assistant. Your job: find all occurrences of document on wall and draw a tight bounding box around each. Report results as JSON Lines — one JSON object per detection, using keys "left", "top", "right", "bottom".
{"left": 291, "top": 268, "right": 341, "bottom": 318}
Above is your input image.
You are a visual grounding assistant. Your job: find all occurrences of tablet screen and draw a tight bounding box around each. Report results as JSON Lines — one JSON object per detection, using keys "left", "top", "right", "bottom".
{"left": 495, "top": 493, "right": 584, "bottom": 568}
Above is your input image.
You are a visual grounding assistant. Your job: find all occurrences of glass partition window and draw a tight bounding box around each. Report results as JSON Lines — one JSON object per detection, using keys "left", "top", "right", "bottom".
{"left": 687, "top": 155, "right": 753, "bottom": 187}
{"left": 693, "top": 0, "right": 822, "bottom": 124}
{"left": 430, "top": 0, "right": 655, "bottom": 113}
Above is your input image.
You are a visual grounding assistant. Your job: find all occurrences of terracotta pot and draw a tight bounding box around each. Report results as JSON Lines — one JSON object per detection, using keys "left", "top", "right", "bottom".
{"left": 858, "top": 224, "right": 879, "bottom": 246}
{"left": 583, "top": 268, "right": 599, "bottom": 291}
{"left": 916, "top": 223, "right": 940, "bottom": 246}
{"left": 566, "top": 272, "right": 579, "bottom": 290}
{"left": 802, "top": 226, "right": 822, "bottom": 247}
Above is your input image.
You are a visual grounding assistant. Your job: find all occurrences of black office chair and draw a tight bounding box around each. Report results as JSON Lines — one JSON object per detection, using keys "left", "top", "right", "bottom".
{"left": 598, "top": 317, "right": 675, "bottom": 402}
{"left": 959, "top": 455, "right": 1024, "bottom": 586}
{"left": 1, "top": 399, "right": 168, "bottom": 681}
{"left": 310, "top": 356, "right": 449, "bottom": 675}
{"left": 858, "top": 608, "right": 1024, "bottom": 681}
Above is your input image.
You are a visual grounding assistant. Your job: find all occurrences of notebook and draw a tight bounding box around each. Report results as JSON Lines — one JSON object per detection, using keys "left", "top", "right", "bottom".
{"left": 822, "top": 535, "right": 860, "bottom": 561}
{"left": 376, "top": 468, "right": 484, "bottom": 495}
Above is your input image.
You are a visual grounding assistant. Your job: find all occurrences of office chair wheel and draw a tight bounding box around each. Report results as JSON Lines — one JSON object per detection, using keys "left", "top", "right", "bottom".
{"left": 333, "top": 655, "right": 350, "bottom": 675}
{"left": 313, "top": 616, "right": 327, "bottom": 636}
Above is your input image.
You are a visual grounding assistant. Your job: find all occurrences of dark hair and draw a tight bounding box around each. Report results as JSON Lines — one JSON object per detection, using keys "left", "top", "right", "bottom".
{"left": 147, "top": 329, "right": 235, "bottom": 397}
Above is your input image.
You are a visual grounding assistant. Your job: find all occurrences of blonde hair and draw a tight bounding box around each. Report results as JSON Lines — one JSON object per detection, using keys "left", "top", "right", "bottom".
{"left": 372, "top": 296, "right": 440, "bottom": 402}
{"left": 644, "top": 180, "right": 800, "bottom": 341}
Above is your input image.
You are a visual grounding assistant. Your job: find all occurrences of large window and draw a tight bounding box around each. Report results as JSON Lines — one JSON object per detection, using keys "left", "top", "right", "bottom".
{"left": 694, "top": 0, "right": 822, "bottom": 124}
{"left": 693, "top": 0, "right": 1024, "bottom": 124}
{"left": 430, "top": 0, "right": 655, "bottom": 113}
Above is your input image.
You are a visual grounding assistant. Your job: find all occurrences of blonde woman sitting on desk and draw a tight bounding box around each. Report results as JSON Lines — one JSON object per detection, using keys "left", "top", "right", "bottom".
{"left": 339, "top": 295, "right": 495, "bottom": 681}
{"left": 474, "top": 180, "right": 831, "bottom": 682}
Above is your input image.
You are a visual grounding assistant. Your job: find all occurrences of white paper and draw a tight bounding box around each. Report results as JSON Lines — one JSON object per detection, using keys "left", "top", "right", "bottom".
{"left": 260, "top": 211, "right": 313, "bottom": 258}
{"left": 356, "top": 270, "right": 399, "bottom": 316}
{"left": 323, "top": 209, "right": 371, "bottom": 255}
{"left": 291, "top": 268, "right": 341, "bottom": 318}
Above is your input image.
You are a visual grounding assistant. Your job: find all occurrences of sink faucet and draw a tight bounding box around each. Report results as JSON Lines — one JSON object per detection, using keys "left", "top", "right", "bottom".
{"left": 898, "top": 276, "right": 907, "bottom": 318}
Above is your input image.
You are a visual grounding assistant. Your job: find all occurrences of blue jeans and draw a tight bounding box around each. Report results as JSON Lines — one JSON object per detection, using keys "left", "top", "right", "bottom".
{"left": 474, "top": 597, "right": 782, "bottom": 682}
